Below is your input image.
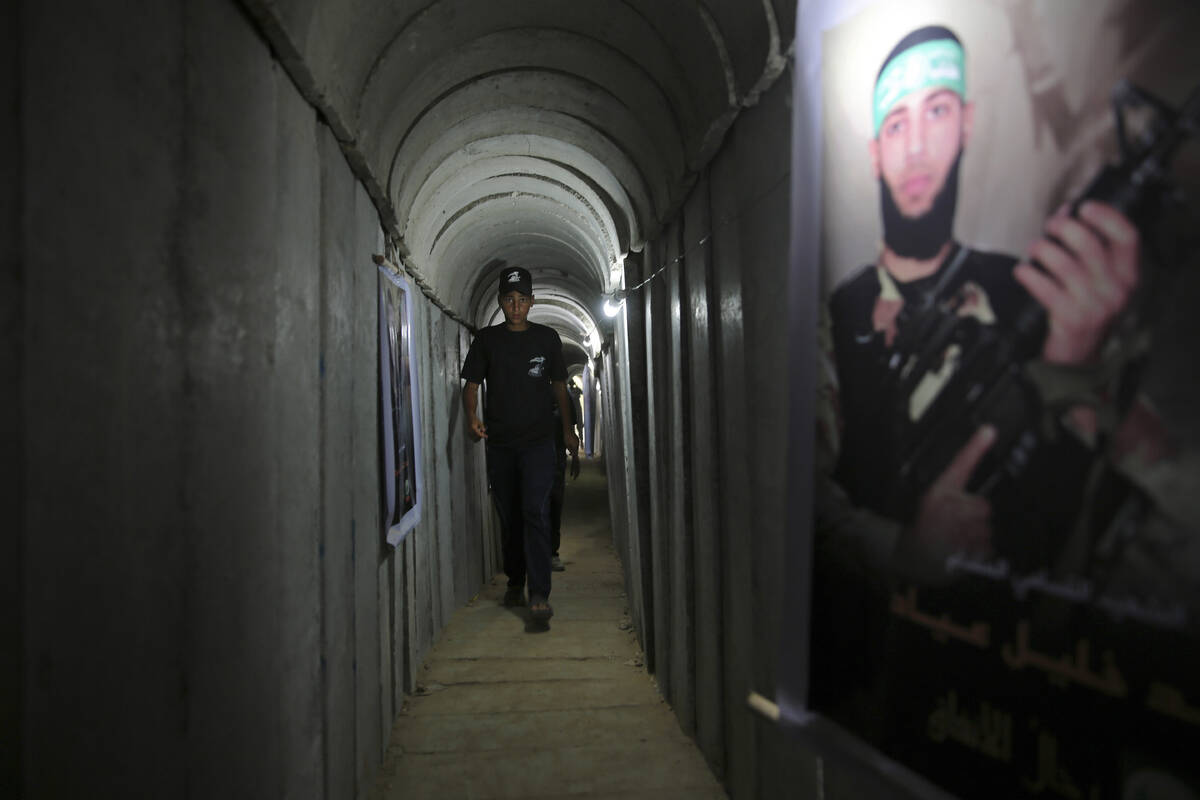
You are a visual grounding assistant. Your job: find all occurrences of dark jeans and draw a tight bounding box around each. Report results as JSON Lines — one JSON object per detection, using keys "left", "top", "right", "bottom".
{"left": 549, "top": 451, "right": 567, "bottom": 556}
{"left": 487, "top": 437, "right": 556, "bottom": 600}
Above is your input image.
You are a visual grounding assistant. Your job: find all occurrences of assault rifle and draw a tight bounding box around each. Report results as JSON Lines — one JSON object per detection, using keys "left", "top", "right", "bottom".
{"left": 881, "top": 80, "right": 1200, "bottom": 526}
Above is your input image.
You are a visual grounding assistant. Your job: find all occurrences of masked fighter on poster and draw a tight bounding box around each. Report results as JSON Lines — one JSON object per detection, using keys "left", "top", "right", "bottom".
{"left": 820, "top": 25, "right": 1144, "bottom": 577}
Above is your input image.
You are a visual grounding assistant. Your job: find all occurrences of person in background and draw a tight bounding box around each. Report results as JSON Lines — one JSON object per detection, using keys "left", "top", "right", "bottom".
{"left": 549, "top": 383, "right": 584, "bottom": 571}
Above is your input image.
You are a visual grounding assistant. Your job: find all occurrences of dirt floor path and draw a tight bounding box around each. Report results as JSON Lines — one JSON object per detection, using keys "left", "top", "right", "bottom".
{"left": 370, "top": 457, "right": 727, "bottom": 799}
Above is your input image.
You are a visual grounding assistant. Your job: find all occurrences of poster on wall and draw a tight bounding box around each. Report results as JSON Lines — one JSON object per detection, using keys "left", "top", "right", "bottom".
{"left": 805, "top": 1, "right": 1200, "bottom": 797}
{"left": 379, "top": 267, "right": 423, "bottom": 545}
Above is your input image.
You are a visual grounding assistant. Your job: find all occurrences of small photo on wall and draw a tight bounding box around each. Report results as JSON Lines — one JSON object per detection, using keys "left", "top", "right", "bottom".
{"left": 380, "top": 267, "right": 424, "bottom": 545}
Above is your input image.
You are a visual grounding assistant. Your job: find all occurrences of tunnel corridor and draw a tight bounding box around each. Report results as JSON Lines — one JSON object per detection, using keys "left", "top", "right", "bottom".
{"left": 11, "top": 1, "right": 1200, "bottom": 797}
{"left": 370, "top": 459, "right": 726, "bottom": 799}
{"left": 7, "top": 0, "right": 808, "bottom": 797}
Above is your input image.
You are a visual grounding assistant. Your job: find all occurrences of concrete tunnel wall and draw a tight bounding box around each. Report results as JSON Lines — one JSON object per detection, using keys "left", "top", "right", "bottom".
{"left": 2, "top": 0, "right": 22, "bottom": 793}
{"left": 8, "top": 1, "right": 918, "bottom": 798}
{"left": 596, "top": 71, "right": 835, "bottom": 798}
{"left": 11, "top": 1, "right": 498, "bottom": 796}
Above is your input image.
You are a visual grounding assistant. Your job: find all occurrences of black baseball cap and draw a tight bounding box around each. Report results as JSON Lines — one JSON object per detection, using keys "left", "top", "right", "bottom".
{"left": 498, "top": 266, "right": 533, "bottom": 296}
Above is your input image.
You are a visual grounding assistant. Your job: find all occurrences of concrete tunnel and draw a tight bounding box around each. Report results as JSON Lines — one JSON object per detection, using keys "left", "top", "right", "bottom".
{"left": 4, "top": 0, "right": 824, "bottom": 796}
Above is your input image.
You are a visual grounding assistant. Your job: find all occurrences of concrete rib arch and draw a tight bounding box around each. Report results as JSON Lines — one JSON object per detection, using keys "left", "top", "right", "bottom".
{"left": 351, "top": 0, "right": 721, "bottom": 138}
{"left": 434, "top": 202, "right": 610, "bottom": 293}
{"left": 357, "top": 28, "right": 694, "bottom": 174}
{"left": 397, "top": 139, "right": 643, "bottom": 255}
{"left": 384, "top": 79, "right": 675, "bottom": 223}
{"left": 238, "top": 0, "right": 784, "bottom": 330}
{"left": 388, "top": 113, "right": 660, "bottom": 260}
{"left": 422, "top": 178, "right": 617, "bottom": 271}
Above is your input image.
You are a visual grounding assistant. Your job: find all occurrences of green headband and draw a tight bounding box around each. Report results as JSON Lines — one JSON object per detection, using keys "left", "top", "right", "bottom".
{"left": 873, "top": 38, "right": 966, "bottom": 136}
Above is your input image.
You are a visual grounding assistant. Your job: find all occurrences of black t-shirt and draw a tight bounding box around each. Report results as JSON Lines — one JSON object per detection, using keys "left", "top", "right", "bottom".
{"left": 460, "top": 322, "right": 567, "bottom": 447}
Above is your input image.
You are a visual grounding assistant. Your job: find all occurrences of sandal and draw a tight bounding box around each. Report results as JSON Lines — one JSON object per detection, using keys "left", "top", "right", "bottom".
{"left": 529, "top": 596, "right": 554, "bottom": 621}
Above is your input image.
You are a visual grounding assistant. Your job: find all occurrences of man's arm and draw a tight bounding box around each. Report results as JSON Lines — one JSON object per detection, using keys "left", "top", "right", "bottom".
{"left": 462, "top": 381, "right": 487, "bottom": 442}
{"left": 552, "top": 381, "right": 580, "bottom": 455}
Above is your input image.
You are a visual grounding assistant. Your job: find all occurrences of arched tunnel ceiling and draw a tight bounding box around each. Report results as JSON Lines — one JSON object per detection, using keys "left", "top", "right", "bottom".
{"left": 246, "top": 0, "right": 794, "bottom": 339}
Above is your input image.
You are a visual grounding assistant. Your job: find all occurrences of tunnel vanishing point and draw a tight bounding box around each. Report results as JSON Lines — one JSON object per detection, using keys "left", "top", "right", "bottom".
{"left": 6, "top": 0, "right": 817, "bottom": 797}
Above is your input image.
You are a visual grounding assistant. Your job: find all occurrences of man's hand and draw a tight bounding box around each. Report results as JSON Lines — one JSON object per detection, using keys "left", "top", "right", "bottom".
{"left": 565, "top": 429, "right": 579, "bottom": 455}
{"left": 569, "top": 452, "right": 581, "bottom": 479}
{"left": 462, "top": 381, "right": 487, "bottom": 443}
{"left": 908, "top": 425, "right": 996, "bottom": 559}
{"left": 1015, "top": 201, "right": 1139, "bottom": 365}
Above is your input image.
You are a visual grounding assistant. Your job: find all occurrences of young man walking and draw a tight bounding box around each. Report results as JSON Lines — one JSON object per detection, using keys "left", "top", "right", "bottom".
{"left": 461, "top": 267, "right": 580, "bottom": 621}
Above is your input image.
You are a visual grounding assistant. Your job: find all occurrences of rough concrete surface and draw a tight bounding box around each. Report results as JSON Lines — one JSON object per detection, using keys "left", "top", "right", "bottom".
{"left": 14, "top": 1, "right": 819, "bottom": 796}
{"left": 370, "top": 459, "right": 727, "bottom": 800}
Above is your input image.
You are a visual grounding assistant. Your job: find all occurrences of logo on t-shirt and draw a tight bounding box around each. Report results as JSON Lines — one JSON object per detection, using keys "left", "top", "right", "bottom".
{"left": 528, "top": 356, "right": 546, "bottom": 377}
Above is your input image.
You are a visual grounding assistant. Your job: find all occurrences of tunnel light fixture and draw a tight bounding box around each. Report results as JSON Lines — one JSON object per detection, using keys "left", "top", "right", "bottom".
{"left": 603, "top": 290, "right": 626, "bottom": 318}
